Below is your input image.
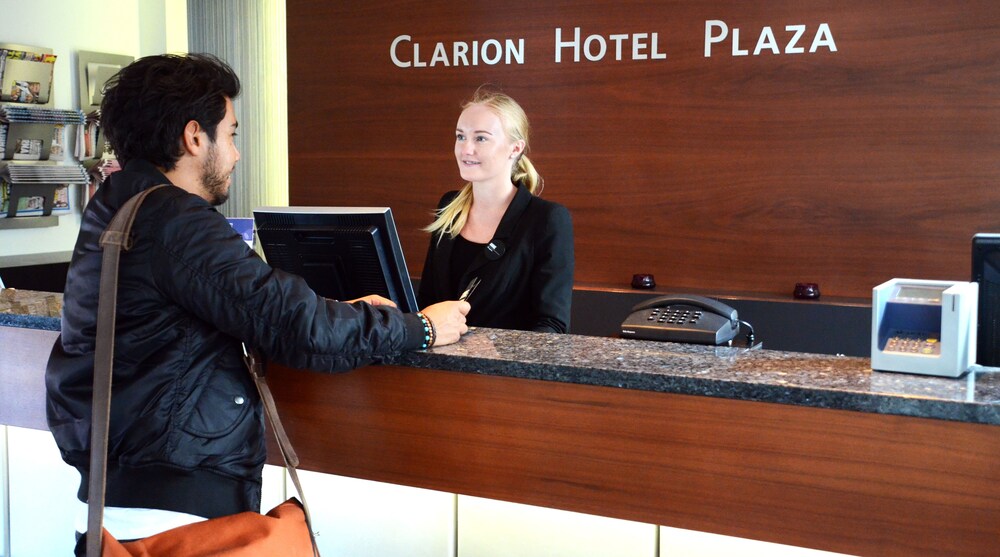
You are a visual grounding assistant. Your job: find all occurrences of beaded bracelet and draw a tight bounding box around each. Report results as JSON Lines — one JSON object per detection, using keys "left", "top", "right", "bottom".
{"left": 416, "top": 312, "right": 436, "bottom": 349}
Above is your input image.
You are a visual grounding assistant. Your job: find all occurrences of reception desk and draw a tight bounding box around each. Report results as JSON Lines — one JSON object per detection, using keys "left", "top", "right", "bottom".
{"left": 3, "top": 289, "right": 999, "bottom": 556}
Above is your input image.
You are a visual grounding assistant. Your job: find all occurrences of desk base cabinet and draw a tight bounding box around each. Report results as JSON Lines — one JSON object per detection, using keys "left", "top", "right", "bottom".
{"left": 3, "top": 324, "right": 996, "bottom": 556}
{"left": 266, "top": 364, "right": 1000, "bottom": 557}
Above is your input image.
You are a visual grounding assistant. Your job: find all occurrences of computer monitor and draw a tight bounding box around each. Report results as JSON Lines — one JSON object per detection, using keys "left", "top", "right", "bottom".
{"left": 972, "top": 233, "right": 1000, "bottom": 366}
{"left": 253, "top": 206, "right": 419, "bottom": 313}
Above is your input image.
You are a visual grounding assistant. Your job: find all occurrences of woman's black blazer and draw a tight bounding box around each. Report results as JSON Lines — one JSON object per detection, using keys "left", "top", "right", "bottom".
{"left": 417, "top": 184, "right": 574, "bottom": 333}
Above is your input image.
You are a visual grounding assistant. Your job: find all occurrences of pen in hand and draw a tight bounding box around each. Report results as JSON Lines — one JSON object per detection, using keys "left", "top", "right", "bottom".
{"left": 459, "top": 277, "right": 480, "bottom": 302}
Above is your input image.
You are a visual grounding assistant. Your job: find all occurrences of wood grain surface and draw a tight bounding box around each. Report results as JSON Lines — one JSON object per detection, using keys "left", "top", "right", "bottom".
{"left": 286, "top": 1, "right": 1000, "bottom": 298}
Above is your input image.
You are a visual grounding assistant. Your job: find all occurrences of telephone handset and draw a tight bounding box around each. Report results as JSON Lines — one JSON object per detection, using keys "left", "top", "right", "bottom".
{"left": 620, "top": 294, "right": 740, "bottom": 345}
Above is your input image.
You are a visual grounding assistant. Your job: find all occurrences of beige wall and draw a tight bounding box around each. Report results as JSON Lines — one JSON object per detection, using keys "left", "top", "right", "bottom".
{"left": 0, "top": 0, "right": 185, "bottom": 260}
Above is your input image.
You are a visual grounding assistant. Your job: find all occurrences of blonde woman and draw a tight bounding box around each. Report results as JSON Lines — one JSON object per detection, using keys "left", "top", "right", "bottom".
{"left": 418, "top": 88, "right": 574, "bottom": 333}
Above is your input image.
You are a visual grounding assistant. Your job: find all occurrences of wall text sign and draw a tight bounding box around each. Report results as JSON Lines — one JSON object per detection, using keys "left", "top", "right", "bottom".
{"left": 390, "top": 20, "right": 838, "bottom": 68}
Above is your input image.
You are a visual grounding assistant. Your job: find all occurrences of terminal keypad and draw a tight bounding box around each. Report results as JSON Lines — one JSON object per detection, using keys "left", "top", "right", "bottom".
{"left": 884, "top": 331, "right": 941, "bottom": 355}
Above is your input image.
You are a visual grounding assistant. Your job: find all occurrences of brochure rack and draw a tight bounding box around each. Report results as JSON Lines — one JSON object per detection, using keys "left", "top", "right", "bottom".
{"left": 1, "top": 107, "right": 87, "bottom": 224}
{"left": 0, "top": 43, "right": 87, "bottom": 229}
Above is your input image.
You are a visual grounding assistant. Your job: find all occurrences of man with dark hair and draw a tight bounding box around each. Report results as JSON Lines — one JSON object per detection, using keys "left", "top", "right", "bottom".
{"left": 46, "top": 53, "right": 469, "bottom": 552}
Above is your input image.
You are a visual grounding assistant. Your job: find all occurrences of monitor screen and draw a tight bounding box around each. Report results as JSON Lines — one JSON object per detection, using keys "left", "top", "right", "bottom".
{"left": 972, "top": 233, "right": 1000, "bottom": 366}
{"left": 253, "top": 206, "right": 418, "bottom": 313}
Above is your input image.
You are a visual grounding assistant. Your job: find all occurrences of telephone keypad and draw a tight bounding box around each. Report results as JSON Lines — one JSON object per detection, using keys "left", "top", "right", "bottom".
{"left": 647, "top": 308, "right": 704, "bottom": 327}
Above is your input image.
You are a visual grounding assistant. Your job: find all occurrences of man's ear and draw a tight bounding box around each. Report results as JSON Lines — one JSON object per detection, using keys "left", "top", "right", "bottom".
{"left": 180, "top": 120, "right": 206, "bottom": 156}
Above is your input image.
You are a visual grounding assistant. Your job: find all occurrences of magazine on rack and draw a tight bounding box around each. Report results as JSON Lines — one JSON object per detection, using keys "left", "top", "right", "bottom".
{"left": 0, "top": 49, "right": 57, "bottom": 104}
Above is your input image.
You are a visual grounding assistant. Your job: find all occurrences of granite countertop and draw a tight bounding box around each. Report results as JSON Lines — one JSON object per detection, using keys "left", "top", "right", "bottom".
{"left": 395, "top": 328, "right": 1000, "bottom": 425}
{"left": 5, "top": 289, "right": 998, "bottom": 425}
{"left": 0, "top": 288, "right": 61, "bottom": 331}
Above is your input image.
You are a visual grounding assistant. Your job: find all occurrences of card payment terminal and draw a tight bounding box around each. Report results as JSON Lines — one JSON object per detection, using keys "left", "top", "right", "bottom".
{"left": 871, "top": 279, "right": 978, "bottom": 377}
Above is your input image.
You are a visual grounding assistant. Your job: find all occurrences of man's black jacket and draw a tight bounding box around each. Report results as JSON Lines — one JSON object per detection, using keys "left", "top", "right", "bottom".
{"left": 46, "top": 160, "right": 424, "bottom": 518}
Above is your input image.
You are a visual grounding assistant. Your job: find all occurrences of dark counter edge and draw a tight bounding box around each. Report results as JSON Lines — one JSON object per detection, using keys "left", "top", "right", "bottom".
{"left": 393, "top": 350, "right": 1000, "bottom": 426}
{"left": 0, "top": 314, "right": 60, "bottom": 331}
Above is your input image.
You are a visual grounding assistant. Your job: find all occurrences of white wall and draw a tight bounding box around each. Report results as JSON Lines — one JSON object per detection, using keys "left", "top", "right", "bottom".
{"left": 0, "top": 0, "right": 186, "bottom": 260}
{"left": 0, "top": 427, "right": 7, "bottom": 557}
{"left": 4, "top": 427, "right": 80, "bottom": 555}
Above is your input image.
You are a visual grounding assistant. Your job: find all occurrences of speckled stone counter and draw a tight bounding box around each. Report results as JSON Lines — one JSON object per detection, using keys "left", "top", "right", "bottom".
{"left": 5, "top": 288, "right": 998, "bottom": 425}
{"left": 395, "top": 328, "right": 1000, "bottom": 425}
{"left": 0, "top": 288, "right": 61, "bottom": 331}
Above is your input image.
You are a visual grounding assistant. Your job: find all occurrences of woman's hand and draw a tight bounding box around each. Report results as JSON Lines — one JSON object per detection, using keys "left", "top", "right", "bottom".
{"left": 420, "top": 301, "right": 471, "bottom": 346}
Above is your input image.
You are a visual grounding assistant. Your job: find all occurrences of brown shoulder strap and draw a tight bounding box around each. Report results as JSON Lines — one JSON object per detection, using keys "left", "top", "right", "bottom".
{"left": 241, "top": 343, "right": 320, "bottom": 556}
{"left": 87, "top": 185, "right": 170, "bottom": 557}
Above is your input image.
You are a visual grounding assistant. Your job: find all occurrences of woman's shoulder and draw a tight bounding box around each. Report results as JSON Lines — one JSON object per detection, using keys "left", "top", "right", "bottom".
{"left": 515, "top": 195, "right": 571, "bottom": 242}
{"left": 526, "top": 194, "right": 571, "bottom": 220}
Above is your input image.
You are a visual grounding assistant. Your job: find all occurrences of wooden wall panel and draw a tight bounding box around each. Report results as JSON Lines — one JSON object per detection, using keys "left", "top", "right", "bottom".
{"left": 286, "top": 1, "right": 1000, "bottom": 298}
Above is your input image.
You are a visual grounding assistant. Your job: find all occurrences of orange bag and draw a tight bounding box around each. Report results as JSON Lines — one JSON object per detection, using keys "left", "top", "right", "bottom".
{"left": 99, "top": 499, "right": 314, "bottom": 557}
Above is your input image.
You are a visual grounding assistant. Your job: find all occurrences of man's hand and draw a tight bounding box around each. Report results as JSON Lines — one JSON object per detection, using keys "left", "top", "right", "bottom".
{"left": 346, "top": 294, "right": 397, "bottom": 307}
{"left": 420, "top": 301, "right": 471, "bottom": 346}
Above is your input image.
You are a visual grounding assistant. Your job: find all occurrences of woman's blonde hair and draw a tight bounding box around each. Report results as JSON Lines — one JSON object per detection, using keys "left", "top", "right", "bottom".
{"left": 425, "top": 87, "right": 543, "bottom": 239}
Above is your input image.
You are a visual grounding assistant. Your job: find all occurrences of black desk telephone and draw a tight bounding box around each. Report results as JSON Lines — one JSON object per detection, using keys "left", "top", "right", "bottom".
{"left": 620, "top": 294, "right": 740, "bottom": 345}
